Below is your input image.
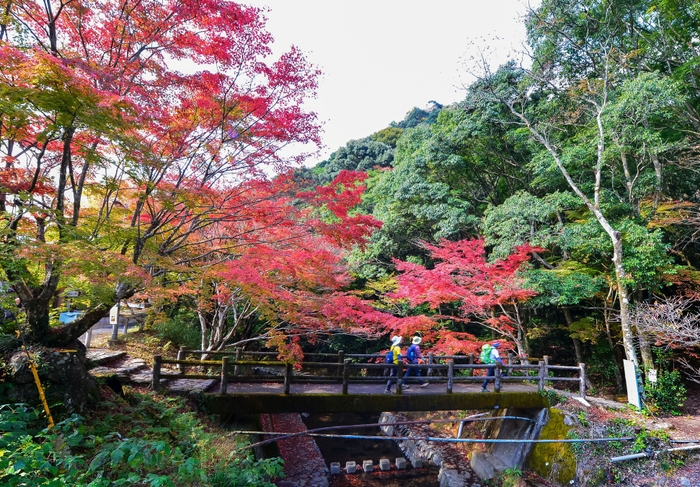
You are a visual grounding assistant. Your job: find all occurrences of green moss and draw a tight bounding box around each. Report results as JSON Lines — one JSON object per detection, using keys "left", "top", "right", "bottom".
{"left": 528, "top": 408, "right": 576, "bottom": 485}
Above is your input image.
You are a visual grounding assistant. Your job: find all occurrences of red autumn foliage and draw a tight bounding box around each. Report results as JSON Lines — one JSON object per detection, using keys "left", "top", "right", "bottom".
{"left": 0, "top": 0, "right": 324, "bottom": 345}
{"left": 390, "top": 239, "right": 539, "bottom": 353}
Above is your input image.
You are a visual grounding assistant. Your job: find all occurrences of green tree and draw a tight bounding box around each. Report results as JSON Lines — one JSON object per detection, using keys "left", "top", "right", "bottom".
{"left": 472, "top": 0, "right": 692, "bottom": 374}
{"left": 371, "top": 126, "right": 404, "bottom": 148}
{"left": 314, "top": 138, "right": 394, "bottom": 184}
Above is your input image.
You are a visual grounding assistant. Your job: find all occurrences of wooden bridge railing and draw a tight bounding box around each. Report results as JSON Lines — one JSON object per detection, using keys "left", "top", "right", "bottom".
{"left": 153, "top": 348, "right": 586, "bottom": 399}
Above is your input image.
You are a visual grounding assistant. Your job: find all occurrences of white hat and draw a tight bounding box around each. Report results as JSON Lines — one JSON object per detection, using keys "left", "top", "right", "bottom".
{"left": 412, "top": 336, "right": 422, "bottom": 345}
{"left": 391, "top": 335, "right": 403, "bottom": 346}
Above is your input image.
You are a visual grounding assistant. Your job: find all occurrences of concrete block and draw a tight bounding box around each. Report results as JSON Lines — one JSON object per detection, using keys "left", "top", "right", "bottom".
{"left": 345, "top": 461, "right": 356, "bottom": 474}
{"left": 412, "top": 455, "right": 423, "bottom": 468}
{"left": 395, "top": 457, "right": 407, "bottom": 470}
{"left": 362, "top": 460, "right": 373, "bottom": 473}
{"left": 379, "top": 458, "right": 391, "bottom": 471}
{"left": 470, "top": 451, "right": 496, "bottom": 480}
{"left": 329, "top": 462, "right": 341, "bottom": 475}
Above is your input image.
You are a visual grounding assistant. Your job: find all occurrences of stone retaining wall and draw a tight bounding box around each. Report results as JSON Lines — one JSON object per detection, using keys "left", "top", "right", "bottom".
{"left": 260, "top": 413, "right": 329, "bottom": 487}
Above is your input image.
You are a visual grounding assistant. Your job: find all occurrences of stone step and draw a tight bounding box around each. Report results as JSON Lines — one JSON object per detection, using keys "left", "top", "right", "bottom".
{"left": 86, "top": 349, "right": 127, "bottom": 368}
{"left": 167, "top": 378, "right": 217, "bottom": 393}
{"left": 89, "top": 358, "right": 148, "bottom": 381}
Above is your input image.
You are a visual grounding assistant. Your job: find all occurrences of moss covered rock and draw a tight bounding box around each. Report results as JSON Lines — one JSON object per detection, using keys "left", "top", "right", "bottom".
{"left": 528, "top": 408, "right": 577, "bottom": 485}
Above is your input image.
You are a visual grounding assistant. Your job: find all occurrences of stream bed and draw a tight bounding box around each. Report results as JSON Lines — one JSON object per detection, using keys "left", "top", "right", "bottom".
{"left": 302, "top": 412, "right": 441, "bottom": 487}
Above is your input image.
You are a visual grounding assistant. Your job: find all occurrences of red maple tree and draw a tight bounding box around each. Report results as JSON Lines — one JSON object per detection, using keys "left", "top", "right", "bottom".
{"left": 390, "top": 239, "right": 539, "bottom": 356}
{"left": 0, "top": 0, "right": 322, "bottom": 345}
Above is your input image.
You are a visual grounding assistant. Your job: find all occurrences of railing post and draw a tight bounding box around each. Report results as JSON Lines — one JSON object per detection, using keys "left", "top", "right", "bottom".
{"left": 220, "top": 357, "right": 229, "bottom": 394}
{"left": 342, "top": 359, "right": 349, "bottom": 395}
{"left": 495, "top": 365, "right": 501, "bottom": 392}
{"left": 543, "top": 355, "right": 550, "bottom": 387}
{"left": 507, "top": 353, "right": 514, "bottom": 377}
{"left": 234, "top": 347, "right": 241, "bottom": 377}
{"left": 177, "top": 346, "right": 187, "bottom": 375}
{"left": 538, "top": 360, "right": 545, "bottom": 392}
{"left": 427, "top": 352, "right": 434, "bottom": 376}
{"left": 284, "top": 362, "right": 292, "bottom": 395}
{"left": 338, "top": 350, "right": 345, "bottom": 378}
{"left": 579, "top": 363, "right": 587, "bottom": 399}
{"left": 467, "top": 353, "right": 474, "bottom": 377}
{"left": 153, "top": 355, "right": 162, "bottom": 392}
{"left": 396, "top": 361, "right": 404, "bottom": 395}
{"left": 447, "top": 360, "right": 454, "bottom": 394}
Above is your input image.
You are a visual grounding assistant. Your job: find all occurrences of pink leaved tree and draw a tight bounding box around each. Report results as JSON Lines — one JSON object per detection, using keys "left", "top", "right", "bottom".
{"left": 391, "top": 239, "right": 538, "bottom": 356}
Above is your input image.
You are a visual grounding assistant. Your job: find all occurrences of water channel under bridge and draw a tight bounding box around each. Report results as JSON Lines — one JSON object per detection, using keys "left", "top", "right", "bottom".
{"left": 152, "top": 349, "right": 585, "bottom": 415}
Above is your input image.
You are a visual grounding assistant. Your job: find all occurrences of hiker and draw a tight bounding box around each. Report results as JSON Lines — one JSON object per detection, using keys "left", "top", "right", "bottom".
{"left": 480, "top": 341, "right": 504, "bottom": 392}
{"left": 384, "top": 335, "right": 408, "bottom": 393}
{"left": 405, "top": 336, "right": 429, "bottom": 387}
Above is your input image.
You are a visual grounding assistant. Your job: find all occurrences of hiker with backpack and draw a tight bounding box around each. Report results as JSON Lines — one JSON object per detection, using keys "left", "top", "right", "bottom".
{"left": 384, "top": 335, "right": 408, "bottom": 393}
{"left": 480, "top": 341, "right": 504, "bottom": 392}
{"left": 405, "top": 336, "right": 429, "bottom": 387}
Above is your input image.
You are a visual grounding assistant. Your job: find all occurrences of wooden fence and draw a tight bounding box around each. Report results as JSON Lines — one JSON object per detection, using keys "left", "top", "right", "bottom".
{"left": 152, "top": 348, "right": 587, "bottom": 399}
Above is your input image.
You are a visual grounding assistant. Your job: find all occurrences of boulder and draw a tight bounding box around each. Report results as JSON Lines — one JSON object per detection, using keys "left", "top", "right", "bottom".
{"left": 4, "top": 341, "right": 99, "bottom": 415}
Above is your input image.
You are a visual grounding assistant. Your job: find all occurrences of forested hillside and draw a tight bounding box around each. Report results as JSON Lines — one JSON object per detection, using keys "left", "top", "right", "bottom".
{"left": 304, "top": 0, "right": 700, "bottom": 398}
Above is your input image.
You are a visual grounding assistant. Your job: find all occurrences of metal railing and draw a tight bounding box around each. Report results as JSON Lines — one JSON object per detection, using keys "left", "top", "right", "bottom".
{"left": 152, "top": 348, "right": 587, "bottom": 399}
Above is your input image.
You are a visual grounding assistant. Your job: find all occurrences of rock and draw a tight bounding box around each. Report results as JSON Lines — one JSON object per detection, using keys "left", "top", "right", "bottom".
{"left": 653, "top": 422, "right": 674, "bottom": 431}
{"left": 572, "top": 396, "right": 591, "bottom": 407}
{"left": 680, "top": 477, "right": 691, "bottom": 487}
{"left": 85, "top": 349, "right": 126, "bottom": 367}
{"left": 470, "top": 451, "right": 497, "bottom": 480}
{"left": 167, "top": 378, "right": 217, "bottom": 393}
{"left": 5, "top": 342, "right": 98, "bottom": 415}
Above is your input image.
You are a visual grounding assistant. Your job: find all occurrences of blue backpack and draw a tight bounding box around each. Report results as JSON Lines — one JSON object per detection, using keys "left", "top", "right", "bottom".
{"left": 407, "top": 344, "right": 418, "bottom": 362}
{"left": 386, "top": 346, "right": 399, "bottom": 364}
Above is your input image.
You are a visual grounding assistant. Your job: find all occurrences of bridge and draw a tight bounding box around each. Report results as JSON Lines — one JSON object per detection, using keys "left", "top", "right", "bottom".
{"left": 152, "top": 349, "right": 586, "bottom": 414}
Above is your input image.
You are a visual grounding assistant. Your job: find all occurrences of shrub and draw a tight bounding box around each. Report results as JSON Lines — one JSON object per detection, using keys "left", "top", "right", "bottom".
{"left": 0, "top": 394, "right": 284, "bottom": 486}
{"left": 152, "top": 312, "right": 201, "bottom": 350}
{"left": 644, "top": 370, "right": 686, "bottom": 415}
{"left": 643, "top": 347, "right": 687, "bottom": 415}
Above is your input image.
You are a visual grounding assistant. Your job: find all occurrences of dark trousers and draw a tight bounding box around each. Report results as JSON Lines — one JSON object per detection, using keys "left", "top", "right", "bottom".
{"left": 406, "top": 363, "right": 423, "bottom": 380}
{"left": 482, "top": 366, "right": 495, "bottom": 389}
{"left": 385, "top": 366, "right": 404, "bottom": 391}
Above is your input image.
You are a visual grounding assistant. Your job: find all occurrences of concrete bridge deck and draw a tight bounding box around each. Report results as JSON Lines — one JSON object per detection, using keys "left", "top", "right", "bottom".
{"left": 200, "top": 381, "right": 551, "bottom": 414}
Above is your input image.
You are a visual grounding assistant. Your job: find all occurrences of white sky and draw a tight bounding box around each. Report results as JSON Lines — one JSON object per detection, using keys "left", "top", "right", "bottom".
{"left": 245, "top": 1, "right": 533, "bottom": 166}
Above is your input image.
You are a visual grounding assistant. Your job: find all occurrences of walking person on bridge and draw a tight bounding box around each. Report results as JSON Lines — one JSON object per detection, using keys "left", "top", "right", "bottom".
{"left": 405, "top": 336, "right": 429, "bottom": 387}
{"left": 384, "top": 335, "right": 408, "bottom": 393}
{"left": 480, "top": 341, "right": 504, "bottom": 393}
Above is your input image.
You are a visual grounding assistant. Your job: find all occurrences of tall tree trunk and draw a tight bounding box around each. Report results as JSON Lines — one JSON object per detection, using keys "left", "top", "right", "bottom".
{"left": 562, "top": 307, "right": 584, "bottom": 365}
{"left": 603, "top": 289, "right": 625, "bottom": 392}
{"left": 610, "top": 231, "right": 638, "bottom": 366}
{"left": 508, "top": 94, "right": 641, "bottom": 371}
{"left": 562, "top": 307, "right": 593, "bottom": 390}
